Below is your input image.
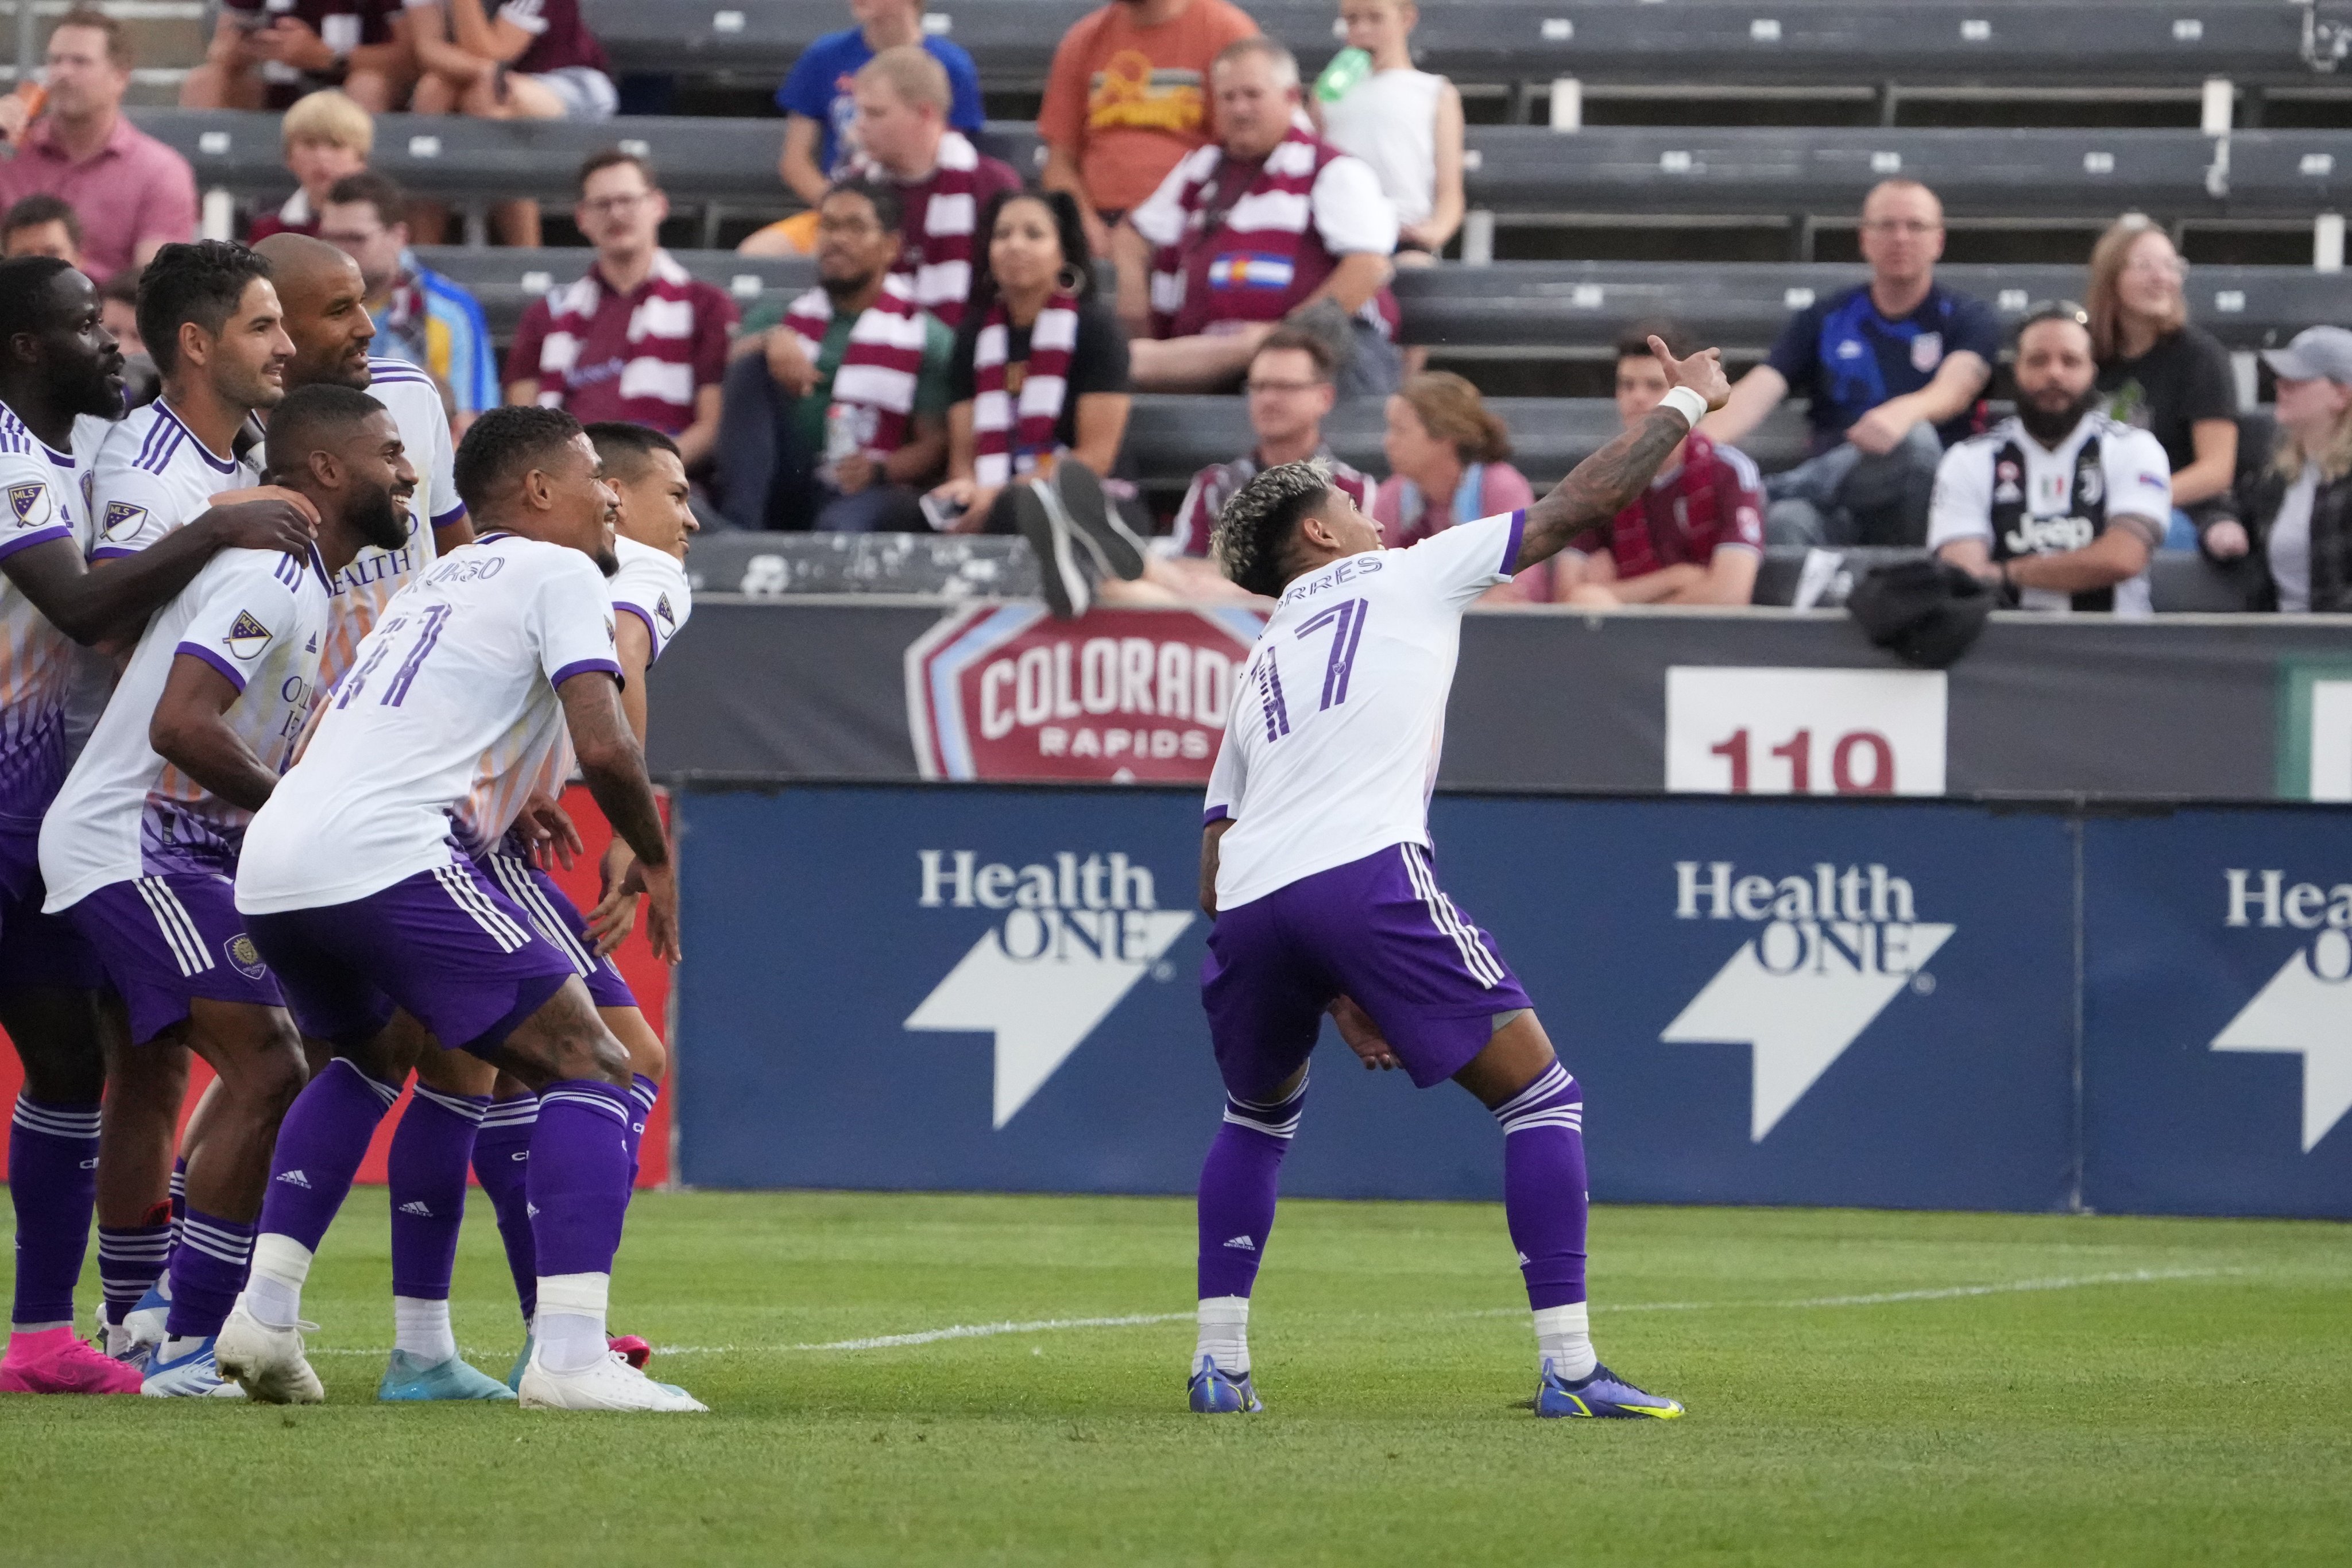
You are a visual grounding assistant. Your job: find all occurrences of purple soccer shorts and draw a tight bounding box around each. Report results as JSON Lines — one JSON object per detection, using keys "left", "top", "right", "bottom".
{"left": 60, "top": 873, "right": 281, "bottom": 1044}
{"left": 1202, "top": 841, "right": 1534, "bottom": 1101}
{"left": 475, "top": 848, "right": 637, "bottom": 1011}
{"left": 0, "top": 821, "right": 104, "bottom": 994}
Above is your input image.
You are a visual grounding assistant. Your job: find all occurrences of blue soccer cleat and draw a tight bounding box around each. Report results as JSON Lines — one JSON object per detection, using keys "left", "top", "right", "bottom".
{"left": 378, "top": 1349, "right": 518, "bottom": 1402}
{"left": 140, "top": 1336, "right": 246, "bottom": 1399}
{"left": 1535, "top": 1358, "right": 1684, "bottom": 1419}
{"left": 1187, "top": 1356, "right": 1262, "bottom": 1414}
{"left": 122, "top": 1280, "right": 171, "bottom": 1360}
{"left": 506, "top": 1333, "right": 534, "bottom": 1394}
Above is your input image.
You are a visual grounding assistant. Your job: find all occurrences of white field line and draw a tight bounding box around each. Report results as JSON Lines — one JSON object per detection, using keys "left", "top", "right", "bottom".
{"left": 294, "top": 1268, "right": 2243, "bottom": 1360}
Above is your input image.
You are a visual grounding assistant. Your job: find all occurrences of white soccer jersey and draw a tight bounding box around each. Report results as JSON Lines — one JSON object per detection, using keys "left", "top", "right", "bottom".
{"left": 316, "top": 358, "right": 466, "bottom": 690}
{"left": 41, "top": 544, "right": 332, "bottom": 911}
{"left": 235, "top": 531, "right": 621, "bottom": 914}
{"left": 451, "top": 533, "right": 693, "bottom": 855}
{"left": 88, "top": 399, "right": 261, "bottom": 560}
{"left": 0, "top": 404, "right": 103, "bottom": 826}
{"left": 1928, "top": 413, "right": 2171, "bottom": 617}
{"left": 1205, "top": 509, "right": 1525, "bottom": 910}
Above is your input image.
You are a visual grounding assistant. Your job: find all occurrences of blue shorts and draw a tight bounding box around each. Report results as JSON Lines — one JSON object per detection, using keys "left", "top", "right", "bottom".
{"left": 1201, "top": 842, "right": 1533, "bottom": 1101}
{"left": 244, "top": 858, "right": 577, "bottom": 1055}
{"left": 475, "top": 849, "right": 636, "bottom": 1011}
{"left": 60, "top": 873, "right": 280, "bottom": 1044}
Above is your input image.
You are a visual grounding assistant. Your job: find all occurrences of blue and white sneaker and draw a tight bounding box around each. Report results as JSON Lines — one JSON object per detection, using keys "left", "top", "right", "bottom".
{"left": 379, "top": 1349, "right": 518, "bottom": 1401}
{"left": 123, "top": 1280, "right": 171, "bottom": 1360}
{"left": 1187, "top": 1356, "right": 1262, "bottom": 1414}
{"left": 141, "top": 1337, "right": 246, "bottom": 1399}
{"left": 1535, "top": 1358, "right": 1684, "bottom": 1419}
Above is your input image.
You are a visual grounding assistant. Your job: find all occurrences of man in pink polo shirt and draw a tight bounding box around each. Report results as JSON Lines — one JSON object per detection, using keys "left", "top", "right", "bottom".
{"left": 0, "top": 10, "right": 198, "bottom": 283}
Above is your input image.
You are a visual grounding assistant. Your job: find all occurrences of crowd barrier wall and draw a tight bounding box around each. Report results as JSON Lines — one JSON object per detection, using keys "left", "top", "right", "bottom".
{"left": 670, "top": 784, "right": 2352, "bottom": 1219}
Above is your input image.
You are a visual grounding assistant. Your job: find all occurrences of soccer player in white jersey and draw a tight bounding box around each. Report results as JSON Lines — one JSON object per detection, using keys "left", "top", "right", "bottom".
{"left": 1187, "top": 336, "right": 1730, "bottom": 1420}
{"left": 38, "top": 385, "right": 418, "bottom": 1397}
{"left": 216, "top": 406, "right": 702, "bottom": 1413}
{"left": 0, "top": 257, "right": 315, "bottom": 1396}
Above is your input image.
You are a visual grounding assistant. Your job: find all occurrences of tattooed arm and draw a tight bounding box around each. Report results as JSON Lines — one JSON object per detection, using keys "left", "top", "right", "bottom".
{"left": 1514, "top": 338, "right": 1734, "bottom": 574}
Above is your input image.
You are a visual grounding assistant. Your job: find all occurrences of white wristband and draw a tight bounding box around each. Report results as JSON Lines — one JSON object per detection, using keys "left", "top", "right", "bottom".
{"left": 1659, "top": 385, "right": 1709, "bottom": 429}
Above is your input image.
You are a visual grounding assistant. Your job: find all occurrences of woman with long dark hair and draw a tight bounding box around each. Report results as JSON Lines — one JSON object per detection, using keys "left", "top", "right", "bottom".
{"left": 929, "top": 187, "right": 1146, "bottom": 617}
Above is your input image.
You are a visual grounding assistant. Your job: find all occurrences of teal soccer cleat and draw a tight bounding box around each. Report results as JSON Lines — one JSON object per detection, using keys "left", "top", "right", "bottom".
{"left": 506, "top": 1333, "right": 534, "bottom": 1393}
{"left": 1187, "top": 1356, "right": 1262, "bottom": 1414}
{"left": 1535, "top": 1359, "right": 1685, "bottom": 1419}
{"left": 378, "top": 1349, "right": 518, "bottom": 1401}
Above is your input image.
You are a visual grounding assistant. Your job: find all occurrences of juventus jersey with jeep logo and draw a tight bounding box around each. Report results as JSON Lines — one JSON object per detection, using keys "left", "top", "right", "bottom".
{"left": 1927, "top": 412, "right": 2170, "bottom": 617}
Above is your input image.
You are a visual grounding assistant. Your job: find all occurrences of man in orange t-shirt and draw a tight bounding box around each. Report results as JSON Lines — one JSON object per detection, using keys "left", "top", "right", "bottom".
{"left": 1039, "top": 0, "right": 1258, "bottom": 255}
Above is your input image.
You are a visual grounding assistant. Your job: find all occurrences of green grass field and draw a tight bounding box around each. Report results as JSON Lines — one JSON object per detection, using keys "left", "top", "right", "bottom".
{"left": 5, "top": 1190, "right": 2349, "bottom": 1566}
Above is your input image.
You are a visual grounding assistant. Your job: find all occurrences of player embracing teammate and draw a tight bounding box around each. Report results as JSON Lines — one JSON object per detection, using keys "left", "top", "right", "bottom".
{"left": 1185, "top": 335, "right": 1732, "bottom": 1419}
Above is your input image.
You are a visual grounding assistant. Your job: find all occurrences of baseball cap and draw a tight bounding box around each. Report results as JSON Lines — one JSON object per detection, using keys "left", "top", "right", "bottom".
{"left": 2261, "top": 326, "right": 2352, "bottom": 387}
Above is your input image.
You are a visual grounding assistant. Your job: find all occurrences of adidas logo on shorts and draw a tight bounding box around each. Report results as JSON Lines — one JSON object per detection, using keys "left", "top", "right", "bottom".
{"left": 275, "top": 1170, "right": 312, "bottom": 1188}
{"left": 1223, "top": 1235, "right": 1256, "bottom": 1251}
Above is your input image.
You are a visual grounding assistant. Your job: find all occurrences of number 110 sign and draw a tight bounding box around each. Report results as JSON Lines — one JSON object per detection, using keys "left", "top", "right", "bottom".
{"left": 1665, "top": 667, "right": 1948, "bottom": 796}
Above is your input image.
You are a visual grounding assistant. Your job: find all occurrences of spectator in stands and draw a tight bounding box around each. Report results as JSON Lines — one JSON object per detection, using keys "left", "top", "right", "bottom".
{"left": 1928, "top": 304, "right": 2169, "bottom": 617}
{"left": 715, "top": 180, "right": 953, "bottom": 532}
{"left": 1375, "top": 370, "right": 1546, "bottom": 601}
{"left": 929, "top": 190, "right": 1136, "bottom": 534}
{"left": 408, "top": 0, "right": 617, "bottom": 244}
{"left": 180, "top": 0, "right": 411, "bottom": 114}
{"left": 746, "top": 48, "right": 1023, "bottom": 330}
{"left": 1704, "top": 179, "right": 1997, "bottom": 549}
{"left": 247, "top": 90, "right": 373, "bottom": 241}
{"left": 1316, "top": 0, "right": 1464, "bottom": 266}
{"left": 2086, "top": 216, "right": 2239, "bottom": 552}
{"left": 771, "top": 0, "right": 985, "bottom": 209}
{"left": 1116, "top": 38, "right": 1401, "bottom": 396}
{"left": 1135, "top": 324, "right": 1373, "bottom": 603}
{"left": 1, "top": 195, "right": 83, "bottom": 265}
{"left": 1558, "top": 326, "right": 1765, "bottom": 607}
{"left": 98, "top": 269, "right": 145, "bottom": 355}
{"left": 2203, "top": 327, "right": 2352, "bottom": 613}
{"left": 319, "top": 170, "right": 499, "bottom": 425}
{"left": 1039, "top": 0, "right": 1259, "bottom": 258}
{"left": 0, "top": 10, "right": 197, "bottom": 283}
{"left": 507, "top": 151, "right": 735, "bottom": 466}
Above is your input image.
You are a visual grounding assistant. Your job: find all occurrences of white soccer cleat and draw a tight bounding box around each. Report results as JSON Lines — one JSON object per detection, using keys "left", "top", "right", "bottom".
{"left": 214, "top": 1304, "right": 326, "bottom": 1405}
{"left": 517, "top": 1348, "right": 707, "bottom": 1412}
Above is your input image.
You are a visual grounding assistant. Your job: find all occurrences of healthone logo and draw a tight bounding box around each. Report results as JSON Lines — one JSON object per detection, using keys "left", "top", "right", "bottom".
{"left": 904, "top": 850, "right": 1193, "bottom": 1127}
{"left": 2211, "top": 869, "right": 2352, "bottom": 1152}
{"left": 1660, "top": 861, "right": 1953, "bottom": 1141}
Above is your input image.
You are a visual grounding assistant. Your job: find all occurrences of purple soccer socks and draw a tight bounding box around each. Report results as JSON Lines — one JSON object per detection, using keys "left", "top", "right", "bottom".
{"left": 8, "top": 1098, "right": 99, "bottom": 1330}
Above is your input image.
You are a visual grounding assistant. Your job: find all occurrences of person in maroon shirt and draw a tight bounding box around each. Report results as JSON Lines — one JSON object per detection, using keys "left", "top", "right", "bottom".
{"left": 180, "top": 0, "right": 412, "bottom": 114}
{"left": 505, "top": 151, "right": 734, "bottom": 468}
{"left": 0, "top": 11, "right": 197, "bottom": 284}
{"left": 1561, "top": 326, "right": 1765, "bottom": 606}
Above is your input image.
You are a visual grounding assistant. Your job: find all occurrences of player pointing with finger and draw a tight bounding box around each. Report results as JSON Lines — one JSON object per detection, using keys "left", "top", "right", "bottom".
{"left": 1189, "top": 336, "right": 1730, "bottom": 1420}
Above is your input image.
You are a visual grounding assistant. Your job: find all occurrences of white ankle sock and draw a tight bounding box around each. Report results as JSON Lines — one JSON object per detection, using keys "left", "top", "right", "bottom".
{"left": 245, "top": 1234, "right": 313, "bottom": 1329}
{"left": 393, "top": 1296, "right": 456, "bottom": 1364}
{"left": 536, "top": 1273, "right": 609, "bottom": 1374}
{"left": 1533, "top": 1302, "right": 1596, "bottom": 1382}
{"left": 1196, "top": 1296, "right": 1250, "bottom": 1373}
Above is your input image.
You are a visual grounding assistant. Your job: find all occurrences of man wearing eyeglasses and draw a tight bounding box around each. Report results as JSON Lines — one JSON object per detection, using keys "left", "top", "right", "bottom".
{"left": 504, "top": 151, "right": 737, "bottom": 469}
{"left": 1704, "top": 179, "right": 1997, "bottom": 549}
{"left": 1927, "top": 304, "right": 2169, "bottom": 617}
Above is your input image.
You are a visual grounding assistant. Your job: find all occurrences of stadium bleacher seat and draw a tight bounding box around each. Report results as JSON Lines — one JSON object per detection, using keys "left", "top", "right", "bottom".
{"left": 581, "top": 0, "right": 2343, "bottom": 95}
{"left": 136, "top": 110, "right": 2352, "bottom": 240}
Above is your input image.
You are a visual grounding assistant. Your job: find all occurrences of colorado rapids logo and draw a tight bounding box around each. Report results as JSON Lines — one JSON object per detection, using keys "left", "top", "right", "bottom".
{"left": 6, "top": 482, "right": 49, "bottom": 528}
{"left": 224, "top": 610, "right": 274, "bottom": 660}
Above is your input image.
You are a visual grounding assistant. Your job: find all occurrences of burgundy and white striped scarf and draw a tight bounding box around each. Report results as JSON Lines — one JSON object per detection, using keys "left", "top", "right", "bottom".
{"left": 969, "top": 291, "right": 1080, "bottom": 488}
{"left": 853, "top": 130, "right": 984, "bottom": 330}
{"left": 782, "top": 274, "right": 928, "bottom": 459}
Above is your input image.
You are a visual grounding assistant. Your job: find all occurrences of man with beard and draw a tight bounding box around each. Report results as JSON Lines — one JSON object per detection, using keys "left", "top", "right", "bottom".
{"left": 39, "top": 383, "right": 414, "bottom": 1396}
{"left": 0, "top": 257, "right": 313, "bottom": 1396}
{"left": 217, "top": 406, "right": 700, "bottom": 1413}
{"left": 716, "top": 179, "right": 953, "bottom": 531}
{"left": 1930, "top": 304, "right": 2171, "bottom": 616}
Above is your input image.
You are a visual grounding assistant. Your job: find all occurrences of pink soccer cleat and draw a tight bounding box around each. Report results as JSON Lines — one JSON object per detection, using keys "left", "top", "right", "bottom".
{"left": 0, "top": 1326, "right": 145, "bottom": 1395}
{"left": 607, "top": 1334, "right": 653, "bottom": 1370}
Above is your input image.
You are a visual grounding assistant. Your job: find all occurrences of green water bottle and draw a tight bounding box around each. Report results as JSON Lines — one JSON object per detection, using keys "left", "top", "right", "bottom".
{"left": 1316, "top": 47, "right": 1372, "bottom": 104}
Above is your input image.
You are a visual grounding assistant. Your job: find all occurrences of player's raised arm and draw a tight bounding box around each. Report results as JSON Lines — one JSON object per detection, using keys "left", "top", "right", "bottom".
{"left": 9, "top": 489, "right": 316, "bottom": 648}
{"left": 1514, "top": 338, "right": 1732, "bottom": 572}
{"left": 557, "top": 668, "right": 679, "bottom": 964}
